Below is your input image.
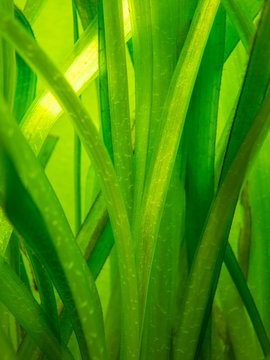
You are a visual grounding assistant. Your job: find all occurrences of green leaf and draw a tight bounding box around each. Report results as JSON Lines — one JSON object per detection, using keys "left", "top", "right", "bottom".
{"left": 38, "top": 135, "right": 58, "bottom": 168}
{"left": 72, "top": 2, "right": 82, "bottom": 235}
{"left": 140, "top": 157, "right": 185, "bottom": 359}
{"left": 98, "top": 0, "right": 113, "bottom": 162}
{"left": 6, "top": 10, "right": 37, "bottom": 345}
{"left": 26, "top": 242, "right": 60, "bottom": 340}
{"left": 23, "top": 0, "right": 47, "bottom": 24}
{"left": 224, "top": 0, "right": 263, "bottom": 60}
{"left": 128, "top": 0, "right": 153, "bottom": 223}
{"left": 84, "top": 163, "right": 100, "bottom": 216}
{"left": 181, "top": 6, "right": 226, "bottom": 357}
{"left": 147, "top": 0, "right": 179, "bottom": 157}
{"left": 221, "top": 0, "right": 256, "bottom": 52}
{"left": 136, "top": 0, "right": 220, "bottom": 305}
{"left": 13, "top": 6, "right": 37, "bottom": 123}
{"left": 77, "top": 193, "right": 108, "bottom": 262}
{"left": 103, "top": 0, "right": 134, "bottom": 220}
{"left": 59, "top": 195, "right": 111, "bottom": 347}
{"left": 8, "top": 232, "right": 31, "bottom": 294}
{"left": 7, "top": 232, "right": 30, "bottom": 345}
{"left": 220, "top": 1, "right": 270, "bottom": 181}
{"left": 210, "top": 8, "right": 270, "bottom": 353}
{"left": 93, "top": 0, "right": 116, "bottom": 312}
{"left": 1, "top": 12, "right": 102, "bottom": 255}
{"left": 0, "top": 11, "right": 139, "bottom": 358}
{"left": 0, "top": 96, "right": 107, "bottom": 359}
{"left": 9, "top": 135, "right": 58, "bottom": 352}
{"left": 18, "top": 4, "right": 131, "bottom": 165}
{"left": 185, "top": 5, "right": 225, "bottom": 266}
{"left": 87, "top": 220, "right": 113, "bottom": 279}
{"left": 0, "top": 253, "right": 72, "bottom": 360}
{"left": 18, "top": 191, "right": 111, "bottom": 359}
{"left": 215, "top": 204, "right": 263, "bottom": 359}
{"left": 225, "top": 244, "right": 270, "bottom": 356}
{"left": 248, "top": 135, "right": 270, "bottom": 334}
{"left": 217, "top": 260, "right": 261, "bottom": 359}
{"left": 0, "top": 324, "right": 16, "bottom": 360}
{"left": 174, "top": 89, "right": 270, "bottom": 359}
{"left": 173, "top": 1, "right": 270, "bottom": 355}
{"left": 126, "top": 38, "right": 134, "bottom": 64}
{"left": 74, "top": 0, "right": 97, "bottom": 29}
{"left": 0, "top": 0, "right": 16, "bottom": 108}
{"left": 0, "top": 208, "right": 13, "bottom": 256}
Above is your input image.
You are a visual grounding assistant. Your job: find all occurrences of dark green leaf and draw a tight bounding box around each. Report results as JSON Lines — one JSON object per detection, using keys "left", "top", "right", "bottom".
{"left": 13, "top": 5, "right": 37, "bottom": 123}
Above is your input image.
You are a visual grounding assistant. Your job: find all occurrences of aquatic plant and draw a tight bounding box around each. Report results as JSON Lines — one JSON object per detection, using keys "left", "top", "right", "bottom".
{"left": 0, "top": 0, "right": 270, "bottom": 359}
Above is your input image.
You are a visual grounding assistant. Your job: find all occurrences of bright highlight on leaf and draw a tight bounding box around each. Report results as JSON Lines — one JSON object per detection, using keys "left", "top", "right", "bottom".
{"left": 0, "top": 0, "right": 269, "bottom": 359}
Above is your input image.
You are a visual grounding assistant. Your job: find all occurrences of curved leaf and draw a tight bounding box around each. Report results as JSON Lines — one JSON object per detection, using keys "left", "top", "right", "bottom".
{"left": 174, "top": 86, "right": 270, "bottom": 359}
{"left": 0, "top": 253, "right": 72, "bottom": 360}
{"left": 173, "top": 1, "right": 270, "bottom": 354}
{"left": 0, "top": 11, "right": 139, "bottom": 359}
{"left": 0, "top": 96, "right": 107, "bottom": 359}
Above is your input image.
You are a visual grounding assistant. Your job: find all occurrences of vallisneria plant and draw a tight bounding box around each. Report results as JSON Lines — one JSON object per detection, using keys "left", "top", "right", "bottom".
{"left": 0, "top": 0, "right": 270, "bottom": 359}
